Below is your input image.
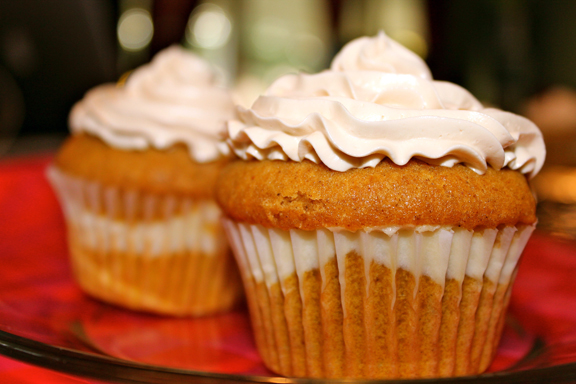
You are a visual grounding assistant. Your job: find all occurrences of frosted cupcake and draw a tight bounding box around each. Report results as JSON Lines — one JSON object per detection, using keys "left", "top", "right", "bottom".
{"left": 48, "top": 47, "right": 242, "bottom": 316}
{"left": 216, "top": 33, "right": 545, "bottom": 378}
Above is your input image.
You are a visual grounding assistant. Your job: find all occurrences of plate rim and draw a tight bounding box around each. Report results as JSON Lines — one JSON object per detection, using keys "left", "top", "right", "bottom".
{"left": 2, "top": 328, "right": 576, "bottom": 384}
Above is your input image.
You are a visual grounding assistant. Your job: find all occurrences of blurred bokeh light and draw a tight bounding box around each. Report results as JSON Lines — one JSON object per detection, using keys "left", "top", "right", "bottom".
{"left": 117, "top": 8, "right": 154, "bottom": 52}
{"left": 186, "top": 3, "right": 231, "bottom": 50}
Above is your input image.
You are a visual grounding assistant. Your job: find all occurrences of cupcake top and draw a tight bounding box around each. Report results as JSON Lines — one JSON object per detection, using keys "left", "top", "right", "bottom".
{"left": 225, "top": 32, "right": 545, "bottom": 178}
{"left": 70, "top": 46, "right": 236, "bottom": 163}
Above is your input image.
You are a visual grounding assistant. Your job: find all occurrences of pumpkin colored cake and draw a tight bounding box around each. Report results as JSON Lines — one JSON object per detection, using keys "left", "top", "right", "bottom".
{"left": 49, "top": 47, "right": 242, "bottom": 316}
{"left": 216, "top": 33, "right": 545, "bottom": 378}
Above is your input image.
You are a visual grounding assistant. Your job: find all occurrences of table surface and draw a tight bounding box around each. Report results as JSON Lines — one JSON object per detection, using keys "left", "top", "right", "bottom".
{"left": 1, "top": 154, "right": 576, "bottom": 383}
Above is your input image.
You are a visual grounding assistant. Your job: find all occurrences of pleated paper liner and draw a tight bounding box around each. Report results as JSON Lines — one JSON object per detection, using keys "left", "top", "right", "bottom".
{"left": 223, "top": 219, "right": 534, "bottom": 379}
{"left": 47, "top": 166, "right": 242, "bottom": 316}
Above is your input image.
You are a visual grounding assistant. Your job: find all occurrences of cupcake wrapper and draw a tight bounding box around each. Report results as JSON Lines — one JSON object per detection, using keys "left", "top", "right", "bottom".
{"left": 223, "top": 219, "right": 534, "bottom": 379}
{"left": 48, "top": 167, "right": 242, "bottom": 316}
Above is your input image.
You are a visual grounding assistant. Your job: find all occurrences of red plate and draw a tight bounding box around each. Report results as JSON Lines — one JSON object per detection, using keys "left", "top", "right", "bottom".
{"left": 1, "top": 155, "right": 576, "bottom": 383}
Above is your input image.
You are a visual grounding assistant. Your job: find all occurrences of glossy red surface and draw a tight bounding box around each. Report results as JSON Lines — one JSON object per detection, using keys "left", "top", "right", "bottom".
{"left": 0, "top": 154, "right": 576, "bottom": 383}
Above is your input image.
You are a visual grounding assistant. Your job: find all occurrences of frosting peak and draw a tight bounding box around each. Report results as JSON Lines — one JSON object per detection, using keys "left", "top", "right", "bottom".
{"left": 225, "top": 33, "right": 545, "bottom": 178}
{"left": 330, "top": 31, "right": 432, "bottom": 80}
{"left": 70, "top": 46, "right": 235, "bottom": 163}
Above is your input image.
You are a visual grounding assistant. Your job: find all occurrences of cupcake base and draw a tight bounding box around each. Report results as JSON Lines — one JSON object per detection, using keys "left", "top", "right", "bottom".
{"left": 223, "top": 220, "right": 534, "bottom": 379}
{"left": 48, "top": 167, "right": 243, "bottom": 316}
{"left": 69, "top": 238, "right": 241, "bottom": 316}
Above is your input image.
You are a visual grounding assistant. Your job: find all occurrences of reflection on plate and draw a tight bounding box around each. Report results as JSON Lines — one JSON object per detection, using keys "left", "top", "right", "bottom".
{"left": 1, "top": 156, "right": 576, "bottom": 383}
{"left": 70, "top": 308, "right": 264, "bottom": 374}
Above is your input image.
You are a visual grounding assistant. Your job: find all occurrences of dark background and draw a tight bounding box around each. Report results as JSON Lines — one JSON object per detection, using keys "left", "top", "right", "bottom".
{"left": 1, "top": 0, "right": 575, "bottom": 157}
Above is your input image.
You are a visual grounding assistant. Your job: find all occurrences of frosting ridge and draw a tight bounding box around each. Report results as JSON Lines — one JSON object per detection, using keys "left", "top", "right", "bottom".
{"left": 225, "top": 32, "right": 545, "bottom": 177}
{"left": 70, "top": 46, "right": 235, "bottom": 163}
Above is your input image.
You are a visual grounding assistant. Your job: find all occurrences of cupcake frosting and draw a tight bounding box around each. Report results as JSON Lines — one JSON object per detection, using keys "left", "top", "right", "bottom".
{"left": 70, "top": 46, "right": 236, "bottom": 163}
{"left": 226, "top": 32, "right": 545, "bottom": 177}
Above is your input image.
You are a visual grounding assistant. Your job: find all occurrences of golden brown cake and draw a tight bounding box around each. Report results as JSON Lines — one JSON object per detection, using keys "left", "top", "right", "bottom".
{"left": 217, "top": 159, "right": 536, "bottom": 231}
{"left": 216, "top": 33, "right": 545, "bottom": 378}
{"left": 48, "top": 47, "right": 243, "bottom": 316}
{"left": 55, "top": 133, "right": 223, "bottom": 199}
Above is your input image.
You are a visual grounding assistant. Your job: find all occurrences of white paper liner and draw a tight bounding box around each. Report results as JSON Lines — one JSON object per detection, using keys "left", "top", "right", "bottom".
{"left": 48, "top": 166, "right": 226, "bottom": 257}
{"left": 47, "top": 166, "right": 241, "bottom": 315}
{"left": 222, "top": 218, "right": 535, "bottom": 378}
{"left": 224, "top": 221, "right": 533, "bottom": 291}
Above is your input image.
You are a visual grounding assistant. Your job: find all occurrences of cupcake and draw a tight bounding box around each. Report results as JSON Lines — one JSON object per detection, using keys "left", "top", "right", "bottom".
{"left": 216, "top": 33, "right": 545, "bottom": 378}
{"left": 48, "top": 46, "right": 243, "bottom": 316}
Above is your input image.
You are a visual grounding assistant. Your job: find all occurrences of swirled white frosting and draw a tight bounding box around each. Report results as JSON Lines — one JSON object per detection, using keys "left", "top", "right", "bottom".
{"left": 70, "top": 46, "right": 236, "bottom": 163}
{"left": 225, "top": 32, "right": 545, "bottom": 177}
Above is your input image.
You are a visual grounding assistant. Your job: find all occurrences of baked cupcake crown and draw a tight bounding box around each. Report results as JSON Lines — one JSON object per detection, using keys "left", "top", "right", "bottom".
{"left": 225, "top": 32, "right": 546, "bottom": 178}
{"left": 69, "top": 46, "right": 236, "bottom": 163}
